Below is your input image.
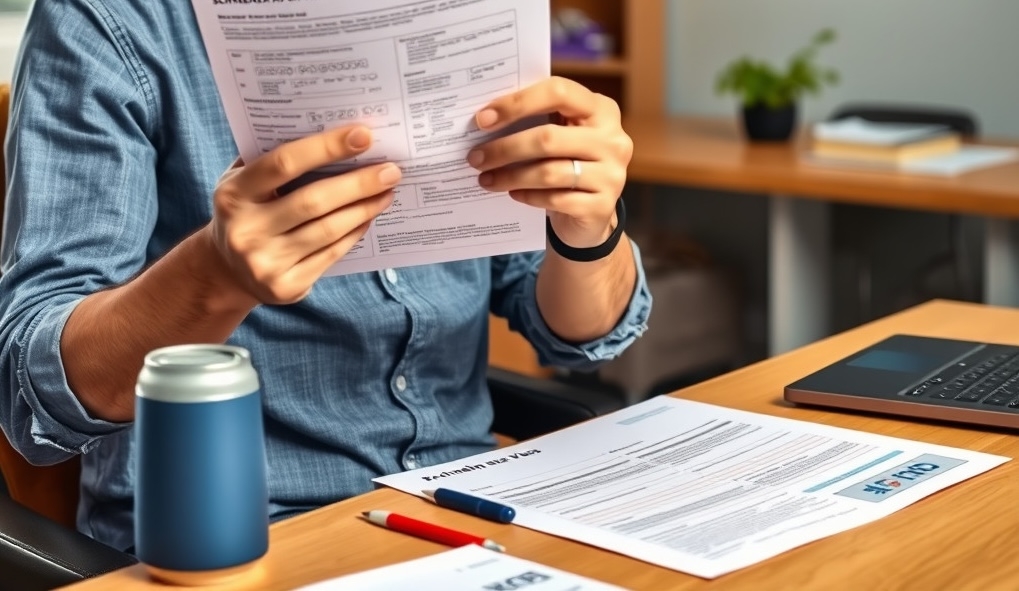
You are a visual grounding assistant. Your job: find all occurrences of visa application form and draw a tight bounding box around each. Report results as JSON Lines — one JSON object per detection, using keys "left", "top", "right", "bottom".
{"left": 190, "top": 0, "right": 548, "bottom": 275}
{"left": 376, "top": 397, "right": 1009, "bottom": 579}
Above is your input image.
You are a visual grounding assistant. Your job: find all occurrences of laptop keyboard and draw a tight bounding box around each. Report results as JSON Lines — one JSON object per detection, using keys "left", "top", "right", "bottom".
{"left": 903, "top": 352, "right": 1019, "bottom": 409}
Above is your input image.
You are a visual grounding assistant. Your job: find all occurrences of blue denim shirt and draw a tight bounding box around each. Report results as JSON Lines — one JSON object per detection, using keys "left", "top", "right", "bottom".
{"left": 1, "top": 1, "right": 650, "bottom": 551}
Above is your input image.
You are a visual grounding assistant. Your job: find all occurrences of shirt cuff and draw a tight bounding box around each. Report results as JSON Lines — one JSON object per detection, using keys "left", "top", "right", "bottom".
{"left": 20, "top": 299, "right": 129, "bottom": 456}
{"left": 520, "top": 239, "right": 652, "bottom": 371}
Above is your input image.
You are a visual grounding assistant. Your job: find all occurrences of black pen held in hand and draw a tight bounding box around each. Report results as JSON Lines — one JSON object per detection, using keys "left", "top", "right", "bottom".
{"left": 422, "top": 488, "right": 516, "bottom": 523}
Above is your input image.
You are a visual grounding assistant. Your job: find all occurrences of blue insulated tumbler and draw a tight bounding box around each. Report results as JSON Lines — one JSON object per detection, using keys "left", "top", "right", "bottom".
{"left": 135, "top": 345, "right": 268, "bottom": 582}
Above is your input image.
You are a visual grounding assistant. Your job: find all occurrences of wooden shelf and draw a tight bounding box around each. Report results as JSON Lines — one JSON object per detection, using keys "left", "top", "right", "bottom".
{"left": 552, "top": 57, "right": 628, "bottom": 77}
{"left": 548, "top": 0, "right": 665, "bottom": 116}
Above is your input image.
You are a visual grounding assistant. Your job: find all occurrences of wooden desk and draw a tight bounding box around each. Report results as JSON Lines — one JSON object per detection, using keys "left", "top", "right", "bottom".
{"left": 69, "top": 300, "right": 1019, "bottom": 590}
{"left": 624, "top": 116, "right": 1019, "bottom": 355}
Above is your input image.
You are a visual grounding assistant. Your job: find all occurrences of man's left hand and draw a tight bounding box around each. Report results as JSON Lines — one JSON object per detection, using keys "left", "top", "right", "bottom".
{"left": 468, "top": 77, "right": 633, "bottom": 249}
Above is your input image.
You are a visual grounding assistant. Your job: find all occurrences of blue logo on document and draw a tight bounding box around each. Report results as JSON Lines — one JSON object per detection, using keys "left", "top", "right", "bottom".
{"left": 835, "top": 454, "right": 966, "bottom": 502}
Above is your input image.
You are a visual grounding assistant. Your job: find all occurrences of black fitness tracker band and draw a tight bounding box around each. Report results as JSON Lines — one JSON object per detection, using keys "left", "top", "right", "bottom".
{"left": 545, "top": 198, "right": 626, "bottom": 263}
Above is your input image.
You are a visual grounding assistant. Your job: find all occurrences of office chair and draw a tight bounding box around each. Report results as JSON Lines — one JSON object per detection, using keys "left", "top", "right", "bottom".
{"left": 0, "top": 81, "right": 625, "bottom": 589}
{"left": 828, "top": 102, "right": 980, "bottom": 321}
{"left": 0, "top": 80, "right": 140, "bottom": 590}
{"left": 828, "top": 103, "right": 978, "bottom": 138}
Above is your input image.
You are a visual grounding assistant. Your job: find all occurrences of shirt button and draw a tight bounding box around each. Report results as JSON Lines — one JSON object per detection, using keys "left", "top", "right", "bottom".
{"left": 395, "top": 375, "right": 408, "bottom": 391}
{"left": 404, "top": 454, "right": 418, "bottom": 470}
{"left": 384, "top": 268, "right": 399, "bottom": 284}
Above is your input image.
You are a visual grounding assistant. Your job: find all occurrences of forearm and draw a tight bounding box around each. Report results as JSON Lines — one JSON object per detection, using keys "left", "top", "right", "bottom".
{"left": 535, "top": 233, "right": 637, "bottom": 343}
{"left": 61, "top": 227, "right": 257, "bottom": 422}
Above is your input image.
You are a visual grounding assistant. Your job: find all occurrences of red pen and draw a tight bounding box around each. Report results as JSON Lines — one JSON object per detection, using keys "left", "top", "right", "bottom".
{"left": 362, "top": 510, "right": 505, "bottom": 552}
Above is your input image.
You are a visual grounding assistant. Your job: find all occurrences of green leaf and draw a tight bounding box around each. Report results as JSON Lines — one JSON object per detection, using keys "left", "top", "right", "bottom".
{"left": 715, "top": 28, "right": 839, "bottom": 107}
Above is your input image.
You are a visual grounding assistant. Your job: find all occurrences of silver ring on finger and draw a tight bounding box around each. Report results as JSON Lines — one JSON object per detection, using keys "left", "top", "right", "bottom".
{"left": 570, "top": 159, "right": 582, "bottom": 190}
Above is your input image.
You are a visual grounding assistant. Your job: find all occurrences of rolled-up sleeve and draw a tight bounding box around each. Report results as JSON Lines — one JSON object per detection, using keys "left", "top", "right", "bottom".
{"left": 490, "top": 239, "right": 652, "bottom": 371}
{"left": 10, "top": 301, "right": 126, "bottom": 462}
{"left": 0, "top": 1, "right": 156, "bottom": 464}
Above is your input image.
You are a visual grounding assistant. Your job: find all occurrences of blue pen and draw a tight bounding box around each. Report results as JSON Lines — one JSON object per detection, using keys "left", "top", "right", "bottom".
{"left": 422, "top": 488, "right": 516, "bottom": 524}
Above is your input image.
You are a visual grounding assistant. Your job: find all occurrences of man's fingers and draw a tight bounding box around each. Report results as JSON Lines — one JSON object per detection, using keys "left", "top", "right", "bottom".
{"left": 233, "top": 125, "right": 374, "bottom": 202}
{"left": 285, "top": 219, "right": 376, "bottom": 290}
{"left": 478, "top": 159, "right": 624, "bottom": 196}
{"left": 238, "top": 191, "right": 391, "bottom": 304}
{"left": 467, "top": 125, "right": 606, "bottom": 172}
{"left": 264, "top": 163, "right": 402, "bottom": 233}
{"left": 281, "top": 190, "right": 394, "bottom": 257}
{"left": 475, "top": 77, "right": 601, "bottom": 132}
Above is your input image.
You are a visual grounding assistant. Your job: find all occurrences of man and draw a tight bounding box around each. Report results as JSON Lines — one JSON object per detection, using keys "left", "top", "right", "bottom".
{"left": 0, "top": 2, "right": 651, "bottom": 551}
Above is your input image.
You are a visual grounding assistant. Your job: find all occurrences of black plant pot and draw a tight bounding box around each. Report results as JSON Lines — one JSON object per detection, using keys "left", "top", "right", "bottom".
{"left": 741, "top": 103, "right": 798, "bottom": 141}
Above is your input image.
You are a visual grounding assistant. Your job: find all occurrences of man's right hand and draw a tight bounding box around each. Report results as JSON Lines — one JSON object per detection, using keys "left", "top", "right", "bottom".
{"left": 203, "top": 125, "right": 401, "bottom": 305}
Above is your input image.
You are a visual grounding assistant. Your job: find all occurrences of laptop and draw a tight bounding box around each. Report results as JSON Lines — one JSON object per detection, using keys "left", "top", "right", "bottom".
{"left": 785, "top": 334, "right": 1019, "bottom": 429}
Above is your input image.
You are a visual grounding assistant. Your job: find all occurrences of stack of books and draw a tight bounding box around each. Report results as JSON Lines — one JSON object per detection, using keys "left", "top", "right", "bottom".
{"left": 810, "top": 117, "right": 961, "bottom": 165}
{"left": 807, "top": 117, "right": 1019, "bottom": 175}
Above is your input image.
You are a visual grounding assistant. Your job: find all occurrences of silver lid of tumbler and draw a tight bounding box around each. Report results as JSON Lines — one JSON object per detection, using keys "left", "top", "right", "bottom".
{"left": 136, "top": 344, "right": 259, "bottom": 403}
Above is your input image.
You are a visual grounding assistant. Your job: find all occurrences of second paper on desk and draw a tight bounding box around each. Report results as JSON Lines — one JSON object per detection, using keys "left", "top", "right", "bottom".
{"left": 297, "top": 544, "right": 627, "bottom": 591}
{"left": 376, "top": 397, "right": 1008, "bottom": 579}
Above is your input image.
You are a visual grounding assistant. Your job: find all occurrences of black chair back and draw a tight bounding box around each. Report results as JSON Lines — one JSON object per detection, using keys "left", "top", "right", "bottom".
{"left": 829, "top": 103, "right": 979, "bottom": 138}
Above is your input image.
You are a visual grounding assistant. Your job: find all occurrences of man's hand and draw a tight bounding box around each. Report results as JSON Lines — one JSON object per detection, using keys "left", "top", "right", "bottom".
{"left": 62, "top": 122, "right": 405, "bottom": 423}
{"left": 467, "top": 77, "right": 633, "bottom": 248}
{"left": 469, "top": 78, "right": 638, "bottom": 342}
{"left": 206, "top": 125, "right": 402, "bottom": 305}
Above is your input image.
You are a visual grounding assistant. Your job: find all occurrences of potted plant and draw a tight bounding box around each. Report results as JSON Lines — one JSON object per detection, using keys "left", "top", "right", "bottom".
{"left": 716, "top": 28, "right": 839, "bottom": 141}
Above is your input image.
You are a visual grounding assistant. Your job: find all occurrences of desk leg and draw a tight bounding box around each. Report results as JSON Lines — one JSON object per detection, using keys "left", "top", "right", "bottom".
{"left": 769, "top": 196, "right": 831, "bottom": 355}
{"left": 984, "top": 218, "right": 1019, "bottom": 306}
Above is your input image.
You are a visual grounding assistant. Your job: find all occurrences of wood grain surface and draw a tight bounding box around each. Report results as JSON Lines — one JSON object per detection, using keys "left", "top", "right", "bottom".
{"left": 68, "top": 300, "right": 1019, "bottom": 590}
{"left": 625, "top": 116, "right": 1019, "bottom": 219}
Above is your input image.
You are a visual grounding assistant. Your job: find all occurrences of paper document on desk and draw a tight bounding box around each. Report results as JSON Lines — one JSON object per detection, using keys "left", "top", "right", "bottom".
{"left": 375, "top": 397, "right": 1009, "bottom": 579}
{"left": 191, "top": 0, "right": 548, "bottom": 275}
{"left": 296, "top": 544, "right": 628, "bottom": 591}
